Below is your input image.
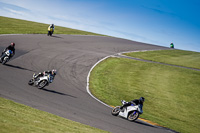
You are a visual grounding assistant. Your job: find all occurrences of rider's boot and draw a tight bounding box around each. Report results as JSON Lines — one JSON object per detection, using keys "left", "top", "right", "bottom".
{"left": 120, "top": 106, "right": 124, "bottom": 112}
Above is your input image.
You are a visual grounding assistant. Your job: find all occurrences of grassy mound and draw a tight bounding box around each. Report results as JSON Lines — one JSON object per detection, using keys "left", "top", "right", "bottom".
{"left": 124, "top": 49, "right": 200, "bottom": 69}
{"left": 90, "top": 50, "right": 200, "bottom": 133}
{"left": 0, "top": 97, "right": 109, "bottom": 133}
{"left": 0, "top": 16, "right": 103, "bottom": 36}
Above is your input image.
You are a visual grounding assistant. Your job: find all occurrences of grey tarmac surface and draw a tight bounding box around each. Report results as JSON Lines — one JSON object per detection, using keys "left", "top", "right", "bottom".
{"left": 0, "top": 34, "right": 173, "bottom": 133}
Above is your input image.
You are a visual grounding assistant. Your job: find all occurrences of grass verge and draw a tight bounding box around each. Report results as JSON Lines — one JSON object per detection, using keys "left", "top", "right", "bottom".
{"left": 0, "top": 16, "right": 104, "bottom": 36}
{"left": 89, "top": 56, "right": 200, "bottom": 133}
{"left": 0, "top": 97, "right": 109, "bottom": 133}
{"left": 124, "top": 49, "right": 200, "bottom": 69}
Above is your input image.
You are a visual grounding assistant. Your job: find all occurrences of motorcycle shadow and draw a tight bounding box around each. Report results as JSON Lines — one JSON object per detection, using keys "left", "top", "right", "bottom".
{"left": 41, "top": 88, "right": 77, "bottom": 98}
{"left": 4, "top": 64, "right": 35, "bottom": 72}
{"left": 50, "top": 35, "right": 63, "bottom": 39}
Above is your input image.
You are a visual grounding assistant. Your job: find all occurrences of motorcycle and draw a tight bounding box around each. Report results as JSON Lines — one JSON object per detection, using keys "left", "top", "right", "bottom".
{"left": 0, "top": 50, "right": 13, "bottom": 65}
{"left": 47, "top": 27, "right": 53, "bottom": 36}
{"left": 111, "top": 100, "right": 143, "bottom": 121}
{"left": 28, "top": 73, "right": 54, "bottom": 89}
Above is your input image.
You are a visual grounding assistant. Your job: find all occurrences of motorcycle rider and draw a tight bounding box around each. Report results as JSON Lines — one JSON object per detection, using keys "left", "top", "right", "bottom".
{"left": 0, "top": 42, "right": 15, "bottom": 61}
{"left": 34, "top": 69, "right": 57, "bottom": 81}
{"left": 170, "top": 43, "right": 174, "bottom": 48}
{"left": 120, "top": 97, "right": 145, "bottom": 112}
{"left": 48, "top": 24, "right": 55, "bottom": 33}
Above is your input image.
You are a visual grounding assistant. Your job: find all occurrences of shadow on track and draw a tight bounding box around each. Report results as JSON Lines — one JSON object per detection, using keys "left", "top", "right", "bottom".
{"left": 4, "top": 64, "right": 35, "bottom": 72}
{"left": 50, "top": 35, "right": 63, "bottom": 39}
{"left": 42, "top": 88, "right": 77, "bottom": 98}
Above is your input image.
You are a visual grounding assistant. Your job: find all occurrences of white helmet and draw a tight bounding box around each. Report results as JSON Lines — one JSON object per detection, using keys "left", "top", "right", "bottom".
{"left": 52, "top": 69, "right": 57, "bottom": 75}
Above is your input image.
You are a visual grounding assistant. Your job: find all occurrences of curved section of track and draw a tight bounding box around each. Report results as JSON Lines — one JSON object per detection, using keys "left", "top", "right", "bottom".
{"left": 0, "top": 34, "right": 172, "bottom": 133}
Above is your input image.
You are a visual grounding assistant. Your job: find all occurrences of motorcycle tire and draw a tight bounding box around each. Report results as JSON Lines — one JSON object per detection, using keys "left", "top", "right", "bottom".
{"left": 111, "top": 106, "right": 120, "bottom": 116}
{"left": 28, "top": 79, "right": 34, "bottom": 85}
{"left": 127, "top": 111, "right": 139, "bottom": 121}
{"left": 38, "top": 80, "right": 48, "bottom": 89}
{"left": 2, "top": 59, "right": 7, "bottom": 65}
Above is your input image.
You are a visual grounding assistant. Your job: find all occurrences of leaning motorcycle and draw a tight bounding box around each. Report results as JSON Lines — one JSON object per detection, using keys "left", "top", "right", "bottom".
{"left": 47, "top": 27, "right": 53, "bottom": 36}
{"left": 0, "top": 50, "right": 13, "bottom": 65}
{"left": 111, "top": 100, "right": 143, "bottom": 121}
{"left": 28, "top": 73, "right": 53, "bottom": 89}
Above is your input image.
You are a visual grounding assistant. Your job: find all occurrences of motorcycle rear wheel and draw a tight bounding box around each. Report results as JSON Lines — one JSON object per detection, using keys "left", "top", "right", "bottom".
{"left": 111, "top": 106, "right": 120, "bottom": 116}
{"left": 127, "top": 111, "right": 139, "bottom": 121}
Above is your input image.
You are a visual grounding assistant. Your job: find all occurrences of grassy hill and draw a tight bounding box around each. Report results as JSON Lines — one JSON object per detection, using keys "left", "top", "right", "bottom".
{"left": 90, "top": 49, "right": 200, "bottom": 133}
{"left": 124, "top": 50, "right": 200, "bottom": 69}
{"left": 0, "top": 97, "right": 109, "bottom": 133}
{"left": 0, "top": 16, "right": 104, "bottom": 35}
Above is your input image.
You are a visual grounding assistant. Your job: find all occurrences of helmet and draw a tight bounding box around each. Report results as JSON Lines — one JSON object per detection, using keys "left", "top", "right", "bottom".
{"left": 139, "top": 97, "right": 145, "bottom": 103}
{"left": 11, "top": 42, "right": 15, "bottom": 47}
{"left": 51, "top": 24, "right": 54, "bottom": 27}
{"left": 52, "top": 69, "right": 57, "bottom": 75}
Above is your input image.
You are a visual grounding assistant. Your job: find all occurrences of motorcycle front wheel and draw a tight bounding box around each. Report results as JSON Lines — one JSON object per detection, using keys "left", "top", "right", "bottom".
{"left": 111, "top": 106, "right": 120, "bottom": 116}
{"left": 127, "top": 111, "right": 139, "bottom": 121}
{"left": 38, "top": 80, "right": 48, "bottom": 89}
{"left": 2, "top": 58, "right": 8, "bottom": 65}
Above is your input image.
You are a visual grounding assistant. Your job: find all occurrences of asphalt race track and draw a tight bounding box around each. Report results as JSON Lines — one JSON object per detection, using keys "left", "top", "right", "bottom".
{"left": 0, "top": 34, "right": 173, "bottom": 133}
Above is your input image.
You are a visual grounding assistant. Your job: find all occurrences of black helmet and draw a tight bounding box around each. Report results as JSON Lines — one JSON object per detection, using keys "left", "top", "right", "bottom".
{"left": 139, "top": 97, "right": 145, "bottom": 102}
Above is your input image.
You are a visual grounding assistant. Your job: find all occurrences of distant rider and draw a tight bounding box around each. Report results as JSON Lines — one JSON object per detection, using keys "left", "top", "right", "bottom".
{"left": 34, "top": 69, "right": 57, "bottom": 82}
{"left": 48, "top": 24, "right": 55, "bottom": 33}
{"left": 1, "top": 42, "right": 15, "bottom": 58}
{"left": 170, "top": 43, "right": 174, "bottom": 48}
{"left": 120, "top": 97, "right": 145, "bottom": 113}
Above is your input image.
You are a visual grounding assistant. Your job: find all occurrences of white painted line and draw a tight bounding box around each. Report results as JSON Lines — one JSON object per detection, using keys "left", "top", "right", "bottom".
{"left": 0, "top": 34, "right": 27, "bottom": 36}
{"left": 86, "top": 49, "right": 168, "bottom": 127}
{"left": 86, "top": 49, "right": 163, "bottom": 109}
{"left": 86, "top": 55, "right": 113, "bottom": 109}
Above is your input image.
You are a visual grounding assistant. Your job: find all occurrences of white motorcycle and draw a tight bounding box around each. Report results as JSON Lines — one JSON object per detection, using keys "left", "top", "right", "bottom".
{"left": 0, "top": 50, "right": 13, "bottom": 65}
{"left": 111, "top": 100, "right": 143, "bottom": 121}
{"left": 28, "top": 73, "right": 54, "bottom": 89}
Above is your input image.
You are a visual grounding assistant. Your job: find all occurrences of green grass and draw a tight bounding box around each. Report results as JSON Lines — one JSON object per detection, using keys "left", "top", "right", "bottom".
{"left": 0, "top": 97, "right": 109, "bottom": 133}
{"left": 89, "top": 57, "right": 200, "bottom": 133}
{"left": 0, "top": 16, "right": 104, "bottom": 36}
{"left": 124, "top": 49, "right": 200, "bottom": 69}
